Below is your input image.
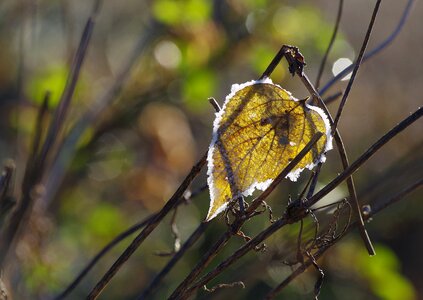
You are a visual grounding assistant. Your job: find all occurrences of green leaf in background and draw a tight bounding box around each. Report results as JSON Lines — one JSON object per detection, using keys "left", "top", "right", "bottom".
{"left": 183, "top": 69, "right": 216, "bottom": 111}
{"left": 86, "top": 203, "right": 126, "bottom": 239}
{"left": 27, "top": 65, "right": 68, "bottom": 107}
{"left": 357, "top": 244, "right": 416, "bottom": 300}
{"left": 152, "top": 0, "right": 212, "bottom": 26}
{"left": 273, "top": 5, "right": 337, "bottom": 54}
{"left": 249, "top": 43, "right": 286, "bottom": 81}
{"left": 152, "top": 0, "right": 182, "bottom": 25}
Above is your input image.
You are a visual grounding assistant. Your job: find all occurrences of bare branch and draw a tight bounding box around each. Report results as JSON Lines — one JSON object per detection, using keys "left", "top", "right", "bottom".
{"left": 0, "top": 0, "right": 101, "bottom": 268}
{"left": 265, "top": 177, "right": 423, "bottom": 299}
{"left": 182, "top": 107, "right": 422, "bottom": 297}
{"left": 315, "top": 0, "right": 344, "bottom": 89}
{"left": 168, "top": 133, "right": 323, "bottom": 300}
{"left": 320, "top": 0, "right": 414, "bottom": 96}
{"left": 86, "top": 152, "right": 207, "bottom": 299}
{"left": 332, "top": 0, "right": 382, "bottom": 132}
{"left": 203, "top": 281, "right": 245, "bottom": 293}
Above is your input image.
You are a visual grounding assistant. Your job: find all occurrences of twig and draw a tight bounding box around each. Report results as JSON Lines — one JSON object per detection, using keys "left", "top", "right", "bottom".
{"left": 0, "top": 1, "right": 101, "bottom": 268}
{"left": 53, "top": 215, "right": 154, "bottom": 300}
{"left": 43, "top": 19, "right": 164, "bottom": 208}
{"left": 323, "top": 91, "right": 343, "bottom": 105}
{"left": 265, "top": 177, "right": 423, "bottom": 299}
{"left": 306, "top": 107, "right": 422, "bottom": 208}
{"left": 131, "top": 98, "right": 224, "bottom": 299}
{"left": 168, "top": 133, "right": 323, "bottom": 300}
{"left": 208, "top": 97, "right": 222, "bottom": 112}
{"left": 332, "top": 0, "right": 382, "bottom": 132}
{"left": 154, "top": 208, "right": 181, "bottom": 256}
{"left": 31, "top": 92, "right": 50, "bottom": 157}
{"left": 86, "top": 152, "right": 207, "bottom": 299}
{"left": 55, "top": 184, "right": 207, "bottom": 300}
{"left": 137, "top": 222, "right": 210, "bottom": 300}
{"left": 0, "top": 161, "right": 16, "bottom": 229}
{"left": 265, "top": 45, "right": 375, "bottom": 254}
{"left": 319, "top": 0, "right": 414, "bottom": 96}
{"left": 371, "top": 178, "right": 423, "bottom": 215}
{"left": 181, "top": 107, "right": 422, "bottom": 297}
{"left": 38, "top": 0, "right": 101, "bottom": 167}
{"left": 203, "top": 281, "right": 245, "bottom": 293}
{"left": 315, "top": 0, "right": 344, "bottom": 89}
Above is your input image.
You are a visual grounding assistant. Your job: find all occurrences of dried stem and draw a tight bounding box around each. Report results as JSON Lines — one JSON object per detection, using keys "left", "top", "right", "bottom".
{"left": 320, "top": 0, "right": 414, "bottom": 96}
{"left": 332, "top": 0, "right": 382, "bottom": 131}
{"left": 168, "top": 133, "right": 323, "bottom": 300}
{"left": 137, "top": 222, "right": 210, "bottom": 300}
{"left": 0, "top": 0, "right": 101, "bottom": 268}
{"left": 54, "top": 215, "right": 154, "bottom": 300}
{"left": 315, "top": 0, "right": 344, "bottom": 89}
{"left": 179, "top": 107, "right": 422, "bottom": 297}
{"left": 86, "top": 152, "right": 207, "bottom": 299}
{"left": 43, "top": 19, "right": 164, "bottom": 207}
{"left": 265, "top": 177, "right": 423, "bottom": 299}
{"left": 262, "top": 44, "right": 375, "bottom": 254}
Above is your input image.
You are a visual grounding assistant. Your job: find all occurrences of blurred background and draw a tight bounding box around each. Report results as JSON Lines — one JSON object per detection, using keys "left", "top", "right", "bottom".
{"left": 0, "top": 0, "right": 422, "bottom": 299}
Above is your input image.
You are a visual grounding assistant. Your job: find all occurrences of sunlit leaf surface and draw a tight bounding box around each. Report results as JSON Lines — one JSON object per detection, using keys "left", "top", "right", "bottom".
{"left": 206, "top": 79, "right": 332, "bottom": 220}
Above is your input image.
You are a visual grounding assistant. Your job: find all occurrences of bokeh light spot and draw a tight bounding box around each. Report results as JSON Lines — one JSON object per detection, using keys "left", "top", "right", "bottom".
{"left": 332, "top": 57, "right": 353, "bottom": 81}
{"left": 154, "top": 40, "right": 182, "bottom": 69}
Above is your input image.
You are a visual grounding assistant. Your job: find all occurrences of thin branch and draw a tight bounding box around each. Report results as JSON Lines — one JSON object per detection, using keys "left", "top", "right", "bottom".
{"left": 203, "top": 281, "right": 245, "bottom": 293}
{"left": 0, "top": 0, "right": 101, "bottom": 268}
{"left": 0, "top": 161, "right": 16, "bottom": 228}
{"left": 38, "top": 0, "right": 101, "bottom": 167}
{"left": 55, "top": 184, "right": 207, "bottom": 300}
{"left": 319, "top": 0, "right": 414, "bottom": 96}
{"left": 323, "top": 91, "right": 343, "bottom": 105}
{"left": 306, "top": 107, "right": 422, "bottom": 208}
{"left": 181, "top": 107, "right": 422, "bottom": 297}
{"left": 30, "top": 92, "right": 50, "bottom": 160}
{"left": 137, "top": 222, "right": 210, "bottom": 300}
{"left": 168, "top": 133, "right": 323, "bottom": 300}
{"left": 280, "top": 45, "right": 375, "bottom": 254}
{"left": 315, "top": 0, "right": 344, "bottom": 89}
{"left": 86, "top": 152, "right": 207, "bottom": 299}
{"left": 332, "top": 0, "right": 382, "bottom": 132}
{"left": 265, "top": 177, "right": 423, "bottom": 299}
{"left": 133, "top": 96, "right": 224, "bottom": 299}
{"left": 53, "top": 215, "right": 154, "bottom": 300}
{"left": 371, "top": 178, "right": 423, "bottom": 215}
{"left": 43, "top": 19, "right": 164, "bottom": 208}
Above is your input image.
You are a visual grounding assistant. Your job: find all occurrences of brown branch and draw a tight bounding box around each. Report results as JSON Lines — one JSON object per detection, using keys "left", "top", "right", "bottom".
{"left": 315, "top": 0, "right": 344, "bottom": 89}
{"left": 203, "top": 281, "right": 245, "bottom": 293}
{"left": 137, "top": 221, "right": 210, "bottom": 300}
{"left": 306, "top": 107, "right": 422, "bottom": 208}
{"left": 265, "top": 177, "right": 423, "bottom": 299}
{"left": 86, "top": 152, "right": 207, "bottom": 299}
{"left": 168, "top": 133, "right": 323, "bottom": 300}
{"left": 55, "top": 184, "right": 207, "bottom": 300}
{"left": 275, "top": 45, "right": 375, "bottom": 254}
{"left": 320, "top": 0, "right": 414, "bottom": 96}
{"left": 54, "top": 215, "right": 154, "bottom": 300}
{"left": 323, "top": 91, "right": 343, "bottom": 105}
{"left": 0, "top": 0, "right": 101, "bottom": 268}
{"left": 43, "top": 19, "right": 164, "bottom": 207}
{"left": 332, "top": 0, "right": 382, "bottom": 132}
{"left": 180, "top": 107, "right": 422, "bottom": 297}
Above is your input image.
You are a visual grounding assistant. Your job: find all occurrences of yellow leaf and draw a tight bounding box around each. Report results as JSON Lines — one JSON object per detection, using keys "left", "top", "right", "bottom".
{"left": 206, "top": 79, "right": 332, "bottom": 220}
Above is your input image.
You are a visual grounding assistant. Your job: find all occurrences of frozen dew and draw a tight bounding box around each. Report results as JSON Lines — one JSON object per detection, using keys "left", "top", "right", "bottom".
{"left": 154, "top": 40, "right": 181, "bottom": 69}
{"left": 332, "top": 57, "right": 353, "bottom": 81}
